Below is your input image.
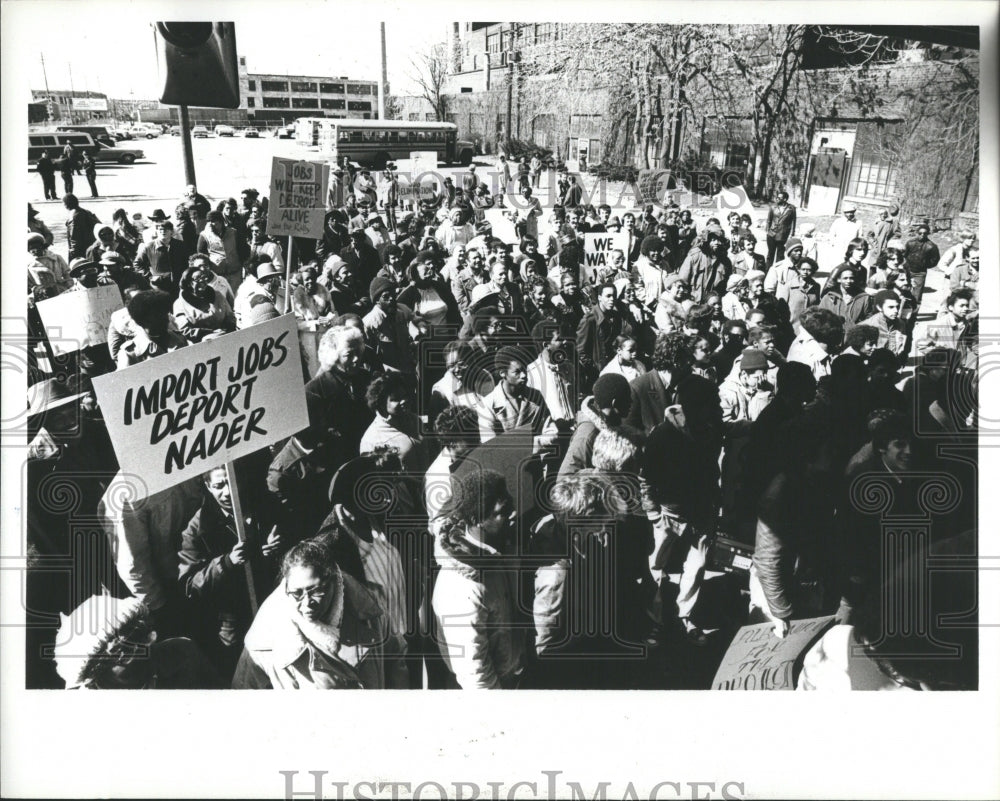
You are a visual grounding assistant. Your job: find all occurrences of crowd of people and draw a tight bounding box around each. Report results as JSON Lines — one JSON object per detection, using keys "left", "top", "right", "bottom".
{"left": 26, "top": 162, "right": 979, "bottom": 691}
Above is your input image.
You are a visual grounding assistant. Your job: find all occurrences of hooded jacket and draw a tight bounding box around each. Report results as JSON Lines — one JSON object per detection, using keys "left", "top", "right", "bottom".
{"left": 558, "top": 397, "right": 610, "bottom": 478}
{"left": 432, "top": 523, "right": 525, "bottom": 688}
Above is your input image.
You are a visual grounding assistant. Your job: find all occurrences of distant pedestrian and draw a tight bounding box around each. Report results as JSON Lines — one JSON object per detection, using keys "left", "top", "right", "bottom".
{"left": 764, "top": 190, "right": 796, "bottom": 267}
{"left": 36, "top": 151, "right": 58, "bottom": 199}
{"left": 902, "top": 222, "right": 940, "bottom": 307}
{"left": 81, "top": 153, "right": 99, "bottom": 198}
{"left": 58, "top": 156, "right": 75, "bottom": 195}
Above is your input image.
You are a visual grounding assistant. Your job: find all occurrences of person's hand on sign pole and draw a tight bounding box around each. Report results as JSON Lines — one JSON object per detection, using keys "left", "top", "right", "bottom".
{"left": 261, "top": 525, "right": 283, "bottom": 558}
{"left": 229, "top": 540, "right": 247, "bottom": 566}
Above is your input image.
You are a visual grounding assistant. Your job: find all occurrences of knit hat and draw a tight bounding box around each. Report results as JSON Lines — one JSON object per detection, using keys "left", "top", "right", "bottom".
{"left": 873, "top": 289, "right": 900, "bottom": 308}
{"left": 27, "top": 233, "right": 46, "bottom": 248}
{"left": 740, "top": 347, "right": 769, "bottom": 372}
{"left": 785, "top": 237, "right": 803, "bottom": 253}
{"left": 592, "top": 373, "right": 631, "bottom": 412}
{"left": 662, "top": 273, "right": 686, "bottom": 289}
{"left": 640, "top": 235, "right": 665, "bottom": 257}
{"left": 745, "top": 269, "right": 766, "bottom": 284}
{"left": 726, "top": 274, "right": 748, "bottom": 291}
{"left": 369, "top": 274, "right": 395, "bottom": 302}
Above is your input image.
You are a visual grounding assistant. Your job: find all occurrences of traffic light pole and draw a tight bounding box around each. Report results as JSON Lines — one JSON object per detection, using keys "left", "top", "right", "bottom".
{"left": 180, "top": 104, "right": 197, "bottom": 186}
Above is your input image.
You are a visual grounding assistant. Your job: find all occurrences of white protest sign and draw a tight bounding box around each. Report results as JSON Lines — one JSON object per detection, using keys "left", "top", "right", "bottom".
{"left": 581, "top": 232, "right": 630, "bottom": 282}
{"left": 712, "top": 615, "right": 836, "bottom": 691}
{"left": 92, "top": 315, "right": 309, "bottom": 496}
{"left": 483, "top": 208, "right": 520, "bottom": 245}
{"left": 266, "top": 158, "right": 330, "bottom": 239}
{"left": 36, "top": 284, "right": 123, "bottom": 355}
{"left": 636, "top": 169, "right": 676, "bottom": 207}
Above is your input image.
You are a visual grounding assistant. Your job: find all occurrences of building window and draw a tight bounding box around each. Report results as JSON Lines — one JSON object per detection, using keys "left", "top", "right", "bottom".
{"left": 261, "top": 80, "right": 288, "bottom": 93}
{"left": 321, "top": 98, "right": 345, "bottom": 110}
{"left": 846, "top": 154, "right": 898, "bottom": 200}
{"left": 248, "top": 79, "right": 256, "bottom": 91}
{"left": 320, "top": 82, "right": 344, "bottom": 94}
{"left": 247, "top": 97, "right": 255, "bottom": 108}
{"left": 262, "top": 96, "right": 290, "bottom": 109}
{"left": 487, "top": 33, "right": 500, "bottom": 54}
{"left": 348, "top": 101, "right": 372, "bottom": 111}
{"left": 346, "top": 83, "right": 372, "bottom": 95}
{"left": 291, "top": 80, "right": 317, "bottom": 93}
{"left": 408, "top": 114, "right": 420, "bottom": 121}
{"left": 239, "top": 57, "right": 246, "bottom": 66}
{"left": 425, "top": 114, "right": 437, "bottom": 122}
{"left": 292, "top": 97, "right": 319, "bottom": 109}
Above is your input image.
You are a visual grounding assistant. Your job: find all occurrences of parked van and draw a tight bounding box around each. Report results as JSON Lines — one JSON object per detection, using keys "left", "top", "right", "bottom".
{"left": 56, "top": 125, "right": 116, "bottom": 147}
{"left": 28, "top": 132, "right": 144, "bottom": 165}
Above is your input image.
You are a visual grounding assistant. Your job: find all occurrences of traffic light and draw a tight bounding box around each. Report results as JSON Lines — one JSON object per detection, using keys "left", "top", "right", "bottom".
{"left": 153, "top": 22, "right": 240, "bottom": 108}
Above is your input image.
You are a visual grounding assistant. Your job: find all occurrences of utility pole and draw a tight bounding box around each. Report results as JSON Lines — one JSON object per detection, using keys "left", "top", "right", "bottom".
{"left": 378, "top": 22, "right": 388, "bottom": 120}
{"left": 40, "top": 53, "right": 53, "bottom": 121}
{"left": 180, "top": 105, "right": 197, "bottom": 186}
{"left": 68, "top": 62, "right": 76, "bottom": 122}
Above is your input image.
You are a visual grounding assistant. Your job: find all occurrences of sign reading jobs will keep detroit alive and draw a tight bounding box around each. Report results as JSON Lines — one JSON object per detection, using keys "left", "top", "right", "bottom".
{"left": 266, "top": 157, "right": 330, "bottom": 240}
{"left": 92, "top": 315, "right": 308, "bottom": 497}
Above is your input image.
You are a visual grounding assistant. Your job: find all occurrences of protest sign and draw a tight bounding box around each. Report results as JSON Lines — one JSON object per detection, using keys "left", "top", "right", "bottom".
{"left": 483, "top": 208, "right": 520, "bottom": 245}
{"left": 712, "top": 615, "right": 836, "bottom": 691}
{"left": 636, "top": 169, "right": 673, "bottom": 206}
{"left": 266, "top": 157, "right": 330, "bottom": 240}
{"left": 92, "top": 315, "right": 309, "bottom": 497}
{"left": 36, "top": 284, "right": 123, "bottom": 355}
{"left": 581, "top": 232, "right": 630, "bottom": 281}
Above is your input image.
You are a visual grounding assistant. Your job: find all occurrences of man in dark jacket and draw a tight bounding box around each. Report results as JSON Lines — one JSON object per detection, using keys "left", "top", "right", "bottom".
{"left": 63, "top": 193, "right": 100, "bottom": 260}
{"left": 626, "top": 331, "right": 693, "bottom": 434}
{"left": 819, "top": 266, "right": 875, "bottom": 331}
{"left": 134, "top": 219, "right": 188, "bottom": 295}
{"left": 340, "top": 229, "right": 382, "bottom": 288}
{"left": 178, "top": 467, "right": 281, "bottom": 680}
{"left": 36, "top": 151, "right": 58, "bottom": 199}
{"left": 576, "top": 282, "right": 632, "bottom": 391}
{"left": 642, "top": 374, "right": 723, "bottom": 645}
{"left": 305, "top": 325, "right": 376, "bottom": 473}
{"left": 902, "top": 222, "right": 940, "bottom": 307}
{"left": 765, "top": 190, "right": 796, "bottom": 267}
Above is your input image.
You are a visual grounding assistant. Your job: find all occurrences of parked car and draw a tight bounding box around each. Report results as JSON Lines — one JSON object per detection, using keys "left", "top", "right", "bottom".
{"left": 169, "top": 125, "right": 181, "bottom": 136}
{"left": 191, "top": 126, "right": 209, "bottom": 138}
{"left": 274, "top": 125, "right": 295, "bottom": 139}
{"left": 130, "top": 124, "right": 160, "bottom": 139}
{"left": 214, "top": 124, "right": 235, "bottom": 137}
{"left": 113, "top": 128, "right": 134, "bottom": 141}
{"left": 242, "top": 128, "right": 260, "bottom": 138}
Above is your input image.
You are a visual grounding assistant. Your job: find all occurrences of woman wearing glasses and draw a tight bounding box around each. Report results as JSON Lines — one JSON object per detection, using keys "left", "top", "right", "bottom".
{"left": 232, "top": 539, "right": 387, "bottom": 689}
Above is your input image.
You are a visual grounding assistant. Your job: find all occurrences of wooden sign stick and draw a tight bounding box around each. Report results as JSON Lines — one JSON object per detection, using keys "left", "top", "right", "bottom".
{"left": 225, "top": 460, "right": 259, "bottom": 615}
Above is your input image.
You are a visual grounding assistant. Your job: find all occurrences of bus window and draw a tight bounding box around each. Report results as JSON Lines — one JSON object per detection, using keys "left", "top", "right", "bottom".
{"left": 338, "top": 130, "right": 350, "bottom": 143}
{"left": 389, "top": 132, "right": 398, "bottom": 143}
{"left": 351, "top": 131, "right": 363, "bottom": 143}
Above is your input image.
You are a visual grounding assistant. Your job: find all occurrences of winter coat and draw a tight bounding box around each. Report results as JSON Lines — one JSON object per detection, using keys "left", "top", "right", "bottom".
{"left": 678, "top": 245, "right": 731, "bottom": 303}
{"left": 557, "top": 398, "right": 610, "bottom": 478}
{"left": 432, "top": 524, "right": 526, "bottom": 688}
{"left": 232, "top": 568, "right": 386, "bottom": 689}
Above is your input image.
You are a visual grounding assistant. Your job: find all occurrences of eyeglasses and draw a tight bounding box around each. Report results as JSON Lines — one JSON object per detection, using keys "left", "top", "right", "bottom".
{"left": 286, "top": 580, "right": 330, "bottom": 603}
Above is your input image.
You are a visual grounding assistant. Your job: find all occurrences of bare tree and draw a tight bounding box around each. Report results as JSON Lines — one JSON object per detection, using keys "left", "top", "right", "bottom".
{"left": 408, "top": 45, "right": 450, "bottom": 122}
{"left": 814, "top": 28, "right": 979, "bottom": 219}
